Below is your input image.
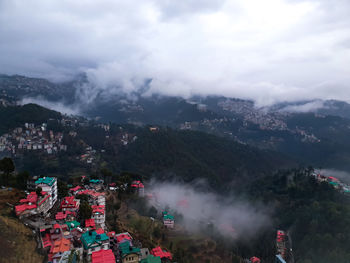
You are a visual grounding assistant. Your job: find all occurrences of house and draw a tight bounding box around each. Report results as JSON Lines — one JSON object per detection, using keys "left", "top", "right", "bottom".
{"left": 15, "top": 191, "right": 51, "bottom": 218}
{"left": 35, "top": 177, "right": 58, "bottom": 208}
{"left": 65, "top": 221, "right": 81, "bottom": 231}
{"left": 250, "top": 257, "right": 261, "bottom": 263}
{"left": 118, "top": 241, "right": 141, "bottom": 263}
{"left": 91, "top": 205, "right": 105, "bottom": 227}
{"left": 90, "top": 179, "right": 103, "bottom": 190}
{"left": 55, "top": 211, "right": 75, "bottom": 222}
{"left": 80, "top": 230, "right": 109, "bottom": 257}
{"left": 150, "top": 247, "right": 172, "bottom": 262}
{"left": 115, "top": 232, "right": 133, "bottom": 244}
{"left": 85, "top": 218, "right": 96, "bottom": 230}
{"left": 162, "top": 211, "right": 174, "bottom": 229}
{"left": 92, "top": 249, "right": 115, "bottom": 263}
{"left": 69, "top": 185, "right": 82, "bottom": 195}
{"left": 130, "top": 181, "right": 145, "bottom": 197}
{"left": 48, "top": 238, "right": 71, "bottom": 263}
{"left": 61, "top": 196, "right": 80, "bottom": 212}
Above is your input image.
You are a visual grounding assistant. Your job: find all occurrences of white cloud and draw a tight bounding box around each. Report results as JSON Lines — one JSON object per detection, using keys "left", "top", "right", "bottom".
{"left": 279, "top": 100, "right": 326, "bottom": 112}
{"left": 20, "top": 97, "right": 81, "bottom": 116}
{"left": 0, "top": 0, "right": 350, "bottom": 105}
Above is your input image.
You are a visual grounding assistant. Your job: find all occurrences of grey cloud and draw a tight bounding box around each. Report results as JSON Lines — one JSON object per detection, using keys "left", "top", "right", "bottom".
{"left": 0, "top": 0, "right": 350, "bottom": 106}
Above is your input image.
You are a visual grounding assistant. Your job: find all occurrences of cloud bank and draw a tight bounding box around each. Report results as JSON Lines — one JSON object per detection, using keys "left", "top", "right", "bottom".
{"left": 147, "top": 181, "right": 270, "bottom": 240}
{"left": 1, "top": 0, "right": 350, "bottom": 106}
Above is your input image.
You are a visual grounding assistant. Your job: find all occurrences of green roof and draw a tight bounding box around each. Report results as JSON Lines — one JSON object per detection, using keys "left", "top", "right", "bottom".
{"left": 141, "top": 255, "right": 161, "bottom": 263}
{"left": 119, "top": 241, "right": 140, "bottom": 257}
{"left": 163, "top": 214, "right": 174, "bottom": 220}
{"left": 162, "top": 211, "right": 168, "bottom": 216}
{"left": 81, "top": 231, "right": 109, "bottom": 249}
{"left": 329, "top": 181, "right": 339, "bottom": 186}
{"left": 65, "top": 221, "right": 81, "bottom": 231}
{"left": 90, "top": 179, "right": 100, "bottom": 184}
{"left": 35, "top": 177, "right": 56, "bottom": 186}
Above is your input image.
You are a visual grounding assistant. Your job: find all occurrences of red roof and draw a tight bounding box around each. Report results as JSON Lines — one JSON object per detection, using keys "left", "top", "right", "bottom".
{"left": 56, "top": 211, "right": 67, "bottom": 220}
{"left": 70, "top": 185, "right": 82, "bottom": 192}
{"left": 15, "top": 204, "right": 37, "bottom": 215}
{"left": 85, "top": 218, "right": 96, "bottom": 229}
{"left": 250, "top": 257, "right": 261, "bottom": 263}
{"left": 107, "top": 231, "right": 115, "bottom": 237}
{"left": 92, "top": 205, "right": 105, "bottom": 215}
{"left": 116, "top": 233, "right": 132, "bottom": 243}
{"left": 328, "top": 176, "right": 339, "bottom": 181}
{"left": 131, "top": 181, "right": 144, "bottom": 188}
{"left": 92, "top": 249, "right": 115, "bottom": 263}
{"left": 61, "top": 196, "right": 79, "bottom": 209}
{"left": 151, "top": 247, "right": 172, "bottom": 260}
{"left": 95, "top": 228, "right": 104, "bottom": 234}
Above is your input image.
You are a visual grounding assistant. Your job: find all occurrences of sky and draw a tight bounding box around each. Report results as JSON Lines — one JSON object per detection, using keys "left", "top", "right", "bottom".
{"left": 0, "top": 0, "right": 350, "bottom": 105}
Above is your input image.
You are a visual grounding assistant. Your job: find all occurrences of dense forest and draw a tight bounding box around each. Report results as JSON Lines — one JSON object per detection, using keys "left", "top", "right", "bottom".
{"left": 245, "top": 168, "right": 350, "bottom": 263}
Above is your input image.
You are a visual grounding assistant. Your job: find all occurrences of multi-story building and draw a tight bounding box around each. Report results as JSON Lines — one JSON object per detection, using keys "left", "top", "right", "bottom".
{"left": 60, "top": 196, "right": 80, "bottom": 213}
{"left": 91, "top": 205, "right": 105, "bottom": 228}
{"left": 35, "top": 177, "right": 58, "bottom": 208}
{"left": 80, "top": 230, "right": 109, "bottom": 258}
{"left": 15, "top": 191, "right": 51, "bottom": 218}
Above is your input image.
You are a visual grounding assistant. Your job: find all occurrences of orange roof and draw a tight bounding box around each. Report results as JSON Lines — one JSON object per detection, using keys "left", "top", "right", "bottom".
{"left": 50, "top": 238, "right": 71, "bottom": 254}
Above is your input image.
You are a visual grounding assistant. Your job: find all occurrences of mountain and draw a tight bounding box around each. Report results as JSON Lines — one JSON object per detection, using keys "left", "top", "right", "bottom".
{"left": 3, "top": 74, "right": 350, "bottom": 172}
{"left": 0, "top": 103, "right": 61, "bottom": 135}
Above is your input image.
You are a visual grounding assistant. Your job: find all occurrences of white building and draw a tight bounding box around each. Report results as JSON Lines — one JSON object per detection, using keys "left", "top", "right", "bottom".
{"left": 35, "top": 177, "right": 58, "bottom": 209}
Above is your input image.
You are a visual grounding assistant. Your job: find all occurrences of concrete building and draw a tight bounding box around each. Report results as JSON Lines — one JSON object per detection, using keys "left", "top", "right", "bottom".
{"left": 35, "top": 177, "right": 58, "bottom": 209}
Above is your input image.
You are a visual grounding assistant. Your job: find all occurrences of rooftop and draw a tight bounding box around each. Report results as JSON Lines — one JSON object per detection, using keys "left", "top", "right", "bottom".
{"left": 81, "top": 230, "right": 109, "bottom": 249}
{"left": 65, "top": 221, "right": 80, "bottom": 231}
{"left": 85, "top": 218, "right": 96, "bottom": 229}
{"left": 141, "top": 255, "right": 161, "bottom": 263}
{"left": 35, "top": 177, "right": 56, "bottom": 186}
{"left": 116, "top": 232, "right": 132, "bottom": 243}
{"left": 119, "top": 241, "right": 140, "bottom": 257}
{"left": 50, "top": 238, "right": 71, "bottom": 254}
{"left": 150, "top": 247, "right": 172, "bottom": 260}
{"left": 92, "top": 249, "right": 115, "bottom": 263}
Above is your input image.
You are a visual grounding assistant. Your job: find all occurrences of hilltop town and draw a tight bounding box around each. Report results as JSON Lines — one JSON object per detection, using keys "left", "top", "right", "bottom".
{"left": 13, "top": 175, "right": 175, "bottom": 263}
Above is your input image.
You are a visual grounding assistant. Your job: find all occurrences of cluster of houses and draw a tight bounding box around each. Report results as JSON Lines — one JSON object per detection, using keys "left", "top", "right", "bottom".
{"left": 313, "top": 173, "right": 350, "bottom": 194}
{"left": 14, "top": 176, "right": 173, "bottom": 263}
{"left": 0, "top": 123, "right": 67, "bottom": 154}
{"left": 275, "top": 230, "right": 288, "bottom": 263}
{"left": 80, "top": 146, "right": 96, "bottom": 164}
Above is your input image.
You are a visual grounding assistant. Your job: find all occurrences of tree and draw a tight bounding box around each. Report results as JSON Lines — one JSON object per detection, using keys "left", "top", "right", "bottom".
{"left": 101, "top": 168, "right": 112, "bottom": 183}
{"left": 58, "top": 180, "right": 69, "bottom": 198}
{"left": 36, "top": 186, "right": 42, "bottom": 197}
{"left": 0, "top": 157, "right": 15, "bottom": 185}
{"left": 76, "top": 194, "right": 89, "bottom": 202}
{"left": 79, "top": 201, "right": 92, "bottom": 222}
{"left": 16, "top": 171, "right": 29, "bottom": 189}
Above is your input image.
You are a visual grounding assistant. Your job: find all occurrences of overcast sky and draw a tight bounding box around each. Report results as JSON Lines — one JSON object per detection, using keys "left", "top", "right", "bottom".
{"left": 0, "top": 0, "right": 349, "bottom": 105}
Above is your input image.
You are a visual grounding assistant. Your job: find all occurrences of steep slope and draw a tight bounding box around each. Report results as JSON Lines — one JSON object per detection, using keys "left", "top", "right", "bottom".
{"left": 0, "top": 103, "right": 61, "bottom": 134}
{"left": 112, "top": 128, "right": 296, "bottom": 188}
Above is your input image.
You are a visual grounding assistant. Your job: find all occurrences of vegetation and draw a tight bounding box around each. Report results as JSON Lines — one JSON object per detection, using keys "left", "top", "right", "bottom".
{"left": 245, "top": 168, "right": 350, "bottom": 263}
{"left": 0, "top": 104, "right": 61, "bottom": 135}
{"left": 78, "top": 201, "right": 92, "bottom": 223}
